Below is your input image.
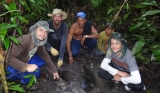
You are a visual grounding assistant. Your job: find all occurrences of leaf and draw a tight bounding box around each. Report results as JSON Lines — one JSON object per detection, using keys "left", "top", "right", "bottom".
{"left": 15, "top": 26, "right": 23, "bottom": 36}
{"left": 9, "top": 36, "right": 19, "bottom": 44}
{"left": 3, "top": 3, "right": 10, "bottom": 11}
{"left": 152, "top": 49, "right": 160, "bottom": 62}
{"left": 8, "top": 1, "right": 17, "bottom": 10}
{"left": 129, "top": 22, "right": 143, "bottom": 32}
{"left": 132, "top": 3, "right": 146, "bottom": 9}
{"left": 123, "top": 11, "right": 131, "bottom": 20}
{"left": 0, "top": 23, "right": 18, "bottom": 30}
{"left": 107, "top": 8, "right": 114, "bottom": 14}
{"left": 142, "top": 10, "right": 160, "bottom": 17}
{"left": 141, "top": 2, "right": 156, "bottom": 6}
{"left": 28, "top": 75, "right": 36, "bottom": 88}
{"left": 24, "top": 74, "right": 33, "bottom": 78}
{"left": 132, "top": 41, "right": 145, "bottom": 55}
{"left": 9, "top": 85, "right": 25, "bottom": 92}
{"left": 3, "top": 37, "right": 10, "bottom": 50}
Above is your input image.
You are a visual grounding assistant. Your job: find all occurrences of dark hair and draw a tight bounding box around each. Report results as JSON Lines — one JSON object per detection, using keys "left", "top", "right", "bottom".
{"left": 105, "top": 22, "right": 114, "bottom": 29}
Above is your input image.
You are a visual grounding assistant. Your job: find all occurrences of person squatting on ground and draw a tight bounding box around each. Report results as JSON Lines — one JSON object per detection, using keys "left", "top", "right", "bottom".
{"left": 98, "top": 32, "right": 146, "bottom": 91}
{"left": 45, "top": 8, "right": 68, "bottom": 68}
{"left": 66, "top": 11, "right": 99, "bottom": 63}
{"left": 94, "top": 22, "right": 114, "bottom": 56}
{"left": 6, "top": 21, "right": 60, "bottom": 85}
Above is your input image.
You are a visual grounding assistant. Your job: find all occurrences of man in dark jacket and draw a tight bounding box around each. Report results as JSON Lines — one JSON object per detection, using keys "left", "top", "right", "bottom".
{"left": 45, "top": 8, "right": 68, "bottom": 68}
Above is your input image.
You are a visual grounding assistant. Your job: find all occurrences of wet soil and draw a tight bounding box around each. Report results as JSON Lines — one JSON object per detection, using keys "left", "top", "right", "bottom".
{"left": 27, "top": 52, "right": 160, "bottom": 93}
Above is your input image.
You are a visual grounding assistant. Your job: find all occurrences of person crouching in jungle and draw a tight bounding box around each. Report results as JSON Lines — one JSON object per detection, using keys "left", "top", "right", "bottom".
{"left": 6, "top": 21, "right": 60, "bottom": 90}
{"left": 98, "top": 32, "right": 146, "bottom": 91}
{"left": 94, "top": 22, "right": 114, "bottom": 56}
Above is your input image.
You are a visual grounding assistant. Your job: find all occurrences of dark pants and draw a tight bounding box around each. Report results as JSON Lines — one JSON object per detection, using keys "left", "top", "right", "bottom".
{"left": 71, "top": 38, "right": 97, "bottom": 56}
{"left": 98, "top": 68, "right": 144, "bottom": 91}
{"left": 6, "top": 55, "right": 46, "bottom": 84}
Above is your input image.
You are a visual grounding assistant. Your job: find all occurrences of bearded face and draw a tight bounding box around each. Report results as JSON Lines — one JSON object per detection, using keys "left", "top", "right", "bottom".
{"left": 52, "top": 14, "right": 62, "bottom": 25}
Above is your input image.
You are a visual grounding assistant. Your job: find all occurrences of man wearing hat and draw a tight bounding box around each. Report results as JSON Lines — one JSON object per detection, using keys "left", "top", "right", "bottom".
{"left": 6, "top": 21, "right": 59, "bottom": 86}
{"left": 45, "top": 8, "right": 68, "bottom": 68}
{"left": 98, "top": 32, "right": 145, "bottom": 91}
{"left": 66, "top": 11, "right": 99, "bottom": 63}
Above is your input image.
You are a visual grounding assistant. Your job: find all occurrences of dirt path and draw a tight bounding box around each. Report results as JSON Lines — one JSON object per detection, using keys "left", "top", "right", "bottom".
{"left": 30, "top": 53, "right": 160, "bottom": 93}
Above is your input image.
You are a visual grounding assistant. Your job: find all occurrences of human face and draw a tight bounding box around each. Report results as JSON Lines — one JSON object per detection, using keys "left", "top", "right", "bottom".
{"left": 105, "top": 28, "right": 113, "bottom": 36}
{"left": 77, "top": 17, "right": 86, "bottom": 28}
{"left": 52, "top": 14, "right": 62, "bottom": 25}
{"left": 35, "top": 26, "right": 48, "bottom": 41}
{"left": 110, "top": 38, "right": 122, "bottom": 54}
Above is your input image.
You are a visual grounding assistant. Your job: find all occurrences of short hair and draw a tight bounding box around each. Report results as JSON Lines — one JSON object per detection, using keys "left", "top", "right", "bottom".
{"left": 105, "top": 22, "right": 114, "bottom": 29}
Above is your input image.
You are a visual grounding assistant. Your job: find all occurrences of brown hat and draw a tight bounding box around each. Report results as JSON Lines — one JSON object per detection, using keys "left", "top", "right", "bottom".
{"left": 47, "top": 8, "right": 67, "bottom": 20}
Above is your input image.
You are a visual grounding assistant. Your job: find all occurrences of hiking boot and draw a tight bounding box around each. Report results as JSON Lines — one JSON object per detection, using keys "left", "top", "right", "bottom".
{"left": 125, "top": 85, "right": 131, "bottom": 91}
{"left": 25, "top": 83, "right": 41, "bottom": 91}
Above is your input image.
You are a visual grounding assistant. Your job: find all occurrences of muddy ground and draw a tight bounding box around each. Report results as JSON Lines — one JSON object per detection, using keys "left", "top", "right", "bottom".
{"left": 25, "top": 50, "right": 160, "bottom": 93}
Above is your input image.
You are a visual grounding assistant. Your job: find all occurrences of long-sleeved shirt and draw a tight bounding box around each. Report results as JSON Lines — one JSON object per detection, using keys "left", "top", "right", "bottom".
{"left": 9, "top": 34, "right": 57, "bottom": 74}
{"left": 45, "top": 20, "right": 68, "bottom": 60}
{"left": 100, "top": 49, "right": 141, "bottom": 84}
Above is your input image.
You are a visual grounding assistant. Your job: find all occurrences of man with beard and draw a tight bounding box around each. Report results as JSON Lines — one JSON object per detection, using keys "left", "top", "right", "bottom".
{"left": 45, "top": 8, "right": 68, "bottom": 68}
{"left": 6, "top": 21, "right": 59, "bottom": 89}
{"left": 98, "top": 32, "right": 146, "bottom": 91}
{"left": 66, "top": 11, "right": 99, "bottom": 63}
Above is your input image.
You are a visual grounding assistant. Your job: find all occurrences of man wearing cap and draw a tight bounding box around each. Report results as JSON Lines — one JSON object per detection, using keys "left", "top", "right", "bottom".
{"left": 45, "top": 8, "right": 68, "bottom": 68}
{"left": 98, "top": 32, "right": 145, "bottom": 91}
{"left": 6, "top": 21, "right": 59, "bottom": 86}
{"left": 66, "top": 11, "right": 99, "bottom": 63}
{"left": 94, "top": 22, "right": 114, "bottom": 56}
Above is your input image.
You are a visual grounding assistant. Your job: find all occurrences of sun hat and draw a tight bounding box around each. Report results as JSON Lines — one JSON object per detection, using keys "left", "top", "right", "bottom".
{"left": 29, "top": 21, "right": 54, "bottom": 33}
{"left": 47, "top": 8, "right": 67, "bottom": 20}
{"left": 76, "top": 11, "right": 86, "bottom": 18}
{"left": 106, "top": 32, "right": 127, "bottom": 58}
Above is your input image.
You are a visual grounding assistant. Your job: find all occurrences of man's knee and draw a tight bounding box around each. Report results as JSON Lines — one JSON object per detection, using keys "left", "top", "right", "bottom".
{"left": 72, "top": 50, "right": 79, "bottom": 56}
{"left": 98, "top": 69, "right": 113, "bottom": 80}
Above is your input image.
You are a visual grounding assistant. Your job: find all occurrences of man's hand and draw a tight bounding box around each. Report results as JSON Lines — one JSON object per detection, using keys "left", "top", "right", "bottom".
{"left": 114, "top": 74, "right": 121, "bottom": 81}
{"left": 81, "top": 36, "right": 86, "bottom": 45}
{"left": 57, "top": 60, "right": 63, "bottom": 68}
{"left": 69, "top": 56, "right": 74, "bottom": 63}
{"left": 26, "top": 64, "right": 38, "bottom": 72}
{"left": 117, "top": 70, "right": 130, "bottom": 77}
{"left": 51, "top": 47, "right": 59, "bottom": 56}
{"left": 53, "top": 72, "right": 60, "bottom": 80}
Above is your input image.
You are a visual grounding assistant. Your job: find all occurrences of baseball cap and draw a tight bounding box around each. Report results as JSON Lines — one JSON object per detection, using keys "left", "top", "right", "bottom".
{"left": 76, "top": 12, "right": 86, "bottom": 18}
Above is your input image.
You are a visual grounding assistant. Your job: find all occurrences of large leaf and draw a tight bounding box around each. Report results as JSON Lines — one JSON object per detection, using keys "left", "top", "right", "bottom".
{"left": 0, "top": 23, "right": 18, "bottom": 30}
{"left": 132, "top": 3, "right": 146, "bottom": 9}
{"left": 129, "top": 22, "right": 143, "bottom": 32}
{"left": 8, "top": 1, "right": 17, "bottom": 10}
{"left": 9, "top": 36, "right": 19, "bottom": 44}
{"left": 123, "top": 11, "right": 131, "bottom": 20}
{"left": 132, "top": 41, "right": 145, "bottom": 55}
{"left": 3, "top": 37, "right": 10, "bottom": 50}
{"left": 152, "top": 49, "right": 160, "bottom": 62}
{"left": 141, "top": 1, "right": 157, "bottom": 6}
{"left": 9, "top": 85, "right": 25, "bottom": 93}
{"left": 142, "top": 10, "right": 160, "bottom": 17}
{"left": 15, "top": 26, "right": 23, "bottom": 36}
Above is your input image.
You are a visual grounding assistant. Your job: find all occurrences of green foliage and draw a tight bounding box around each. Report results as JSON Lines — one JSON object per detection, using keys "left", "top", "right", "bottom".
{"left": 132, "top": 41, "right": 145, "bottom": 55}
{"left": 8, "top": 82, "right": 25, "bottom": 93}
{"left": 90, "top": 0, "right": 160, "bottom": 63}
{"left": 24, "top": 74, "right": 37, "bottom": 88}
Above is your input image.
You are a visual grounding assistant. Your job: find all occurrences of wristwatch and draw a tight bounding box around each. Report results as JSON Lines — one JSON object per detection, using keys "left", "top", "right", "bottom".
{"left": 85, "top": 35, "right": 88, "bottom": 38}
